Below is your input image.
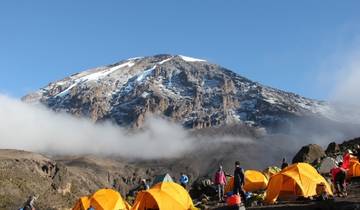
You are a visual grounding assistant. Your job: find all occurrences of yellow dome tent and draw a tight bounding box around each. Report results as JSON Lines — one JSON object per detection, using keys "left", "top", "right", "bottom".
{"left": 348, "top": 157, "right": 360, "bottom": 178}
{"left": 244, "top": 170, "right": 268, "bottom": 192}
{"left": 72, "top": 189, "right": 131, "bottom": 210}
{"left": 264, "top": 163, "right": 333, "bottom": 204}
{"left": 131, "top": 182, "right": 197, "bottom": 210}
{"left": 225, "top": 170, "right": 268, "bottom": 193}
{"left": 72, "top": 197, "right": 90, "bottom": 210}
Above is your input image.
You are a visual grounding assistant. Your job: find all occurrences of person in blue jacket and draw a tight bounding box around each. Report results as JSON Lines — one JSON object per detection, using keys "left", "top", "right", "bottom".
{"left": 179, "top": 173, "right": 189, "bottom": 189}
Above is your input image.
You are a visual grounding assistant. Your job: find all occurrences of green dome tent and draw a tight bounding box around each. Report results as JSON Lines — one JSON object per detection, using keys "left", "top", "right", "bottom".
{"left": 151, "top": 173, "right": 174, "bottom": 186}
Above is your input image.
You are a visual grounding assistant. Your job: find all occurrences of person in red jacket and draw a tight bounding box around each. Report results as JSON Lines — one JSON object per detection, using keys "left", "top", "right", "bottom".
{"left": 214, "top": 165, "right": 227, "bottom": 202}
{"left": 341, "top": 149, "right": 353, "bottom": 170}
{"left": 330, "top": 162, "right": 347, "bottom": 197}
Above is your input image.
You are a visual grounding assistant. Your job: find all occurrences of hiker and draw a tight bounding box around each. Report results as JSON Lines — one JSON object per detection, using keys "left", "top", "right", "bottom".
{"left": 233, "top": 161, "right": 246, "bottom": 203}
{"left": 214, "top": 165, "right": 227, "bottom": 202}
{"left": 316, "top": 182, "right": 330, "bottom": 201}
{"left": 341, "top": 149, "right": 352, "bottom": 170}
{"left": 281, "top": 157, "right": 288, "bottom": 170}
{"left": 355, "top": 144, "right": 360, "bottom": 160}
{"left": 139, "top": 179, "right": 150, "bottom": 191}
{"left": 127, "top": 179, "right": 149, "bottom": 197}
{"left": 314, "top": 158, "right": 321, "bottom": 172}
{"left": 330, "top": 162, "right": 347, "bottom": 197}
{"left": 21, "top": 195, "right": 36, "bottom": 210}
{"left": 179, "top": 173, "right": 189, "bottom": 189}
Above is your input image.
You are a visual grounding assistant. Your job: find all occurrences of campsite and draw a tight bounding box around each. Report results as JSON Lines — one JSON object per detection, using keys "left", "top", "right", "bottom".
{"left": 0, "top": 137, "right": 358, "bottom": 210}
{"left": 2, "top": 1, "right": 360, "bottom": 210}
{"left": 69, "top": 138, "right": 360, "bottom": 210}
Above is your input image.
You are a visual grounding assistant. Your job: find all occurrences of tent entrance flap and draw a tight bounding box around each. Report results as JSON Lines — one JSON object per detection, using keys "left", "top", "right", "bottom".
{"left": 141, "top": 193, "right": 158, "bottom": 210}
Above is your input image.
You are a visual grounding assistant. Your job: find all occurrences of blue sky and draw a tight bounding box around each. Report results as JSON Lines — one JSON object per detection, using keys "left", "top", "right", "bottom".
{"left": 0, "top": 1, "right": 359, "bottom": 99}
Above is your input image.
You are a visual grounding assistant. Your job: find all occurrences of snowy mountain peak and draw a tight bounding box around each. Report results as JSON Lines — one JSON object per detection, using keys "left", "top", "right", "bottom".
{"left": 23, "top": 54, "right": 332, "bottom": 130}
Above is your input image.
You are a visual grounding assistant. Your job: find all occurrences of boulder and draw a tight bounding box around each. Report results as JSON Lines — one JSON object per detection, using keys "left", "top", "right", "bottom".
{"left": 292, "top": 144, "right": 326, "bottom": 164}
{"left": 189, "top": 177, "right": 216, "bottom": 199}
{"left": 325, "top": 142, "right": 340, "bottom": 156}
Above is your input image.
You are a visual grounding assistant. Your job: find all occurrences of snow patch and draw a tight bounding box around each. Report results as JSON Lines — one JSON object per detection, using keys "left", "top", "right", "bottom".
{"left": 127, "top": 56, "right": 144, "bottom": 61}
{"left": 122, "top": 66, "right": 156, "bottom": 93}
{"left": 264, "top": 98, "right": 277, "bottom": 104}
{"left": 136, "top": 66, "right": 156, "bottom": 82}
{"left": 55, "top": 61, "right": 134, "bottom": 97}
{"left": 156, "top": 81, "right": 183, "bottom": 99}
{"left": 158, "top": 57, "right": 173, "bottom": 65}
{"left": 141, "top": 92, "right": 150, "bottom": 98}
{"left": 56, "top": 83, "right": 78, "bottom": 97}
{"left": 228, "top": 109, "right": 241, "bottom": 122}
{"left": 179, "top": 55, "right": 206, "bottom": 62}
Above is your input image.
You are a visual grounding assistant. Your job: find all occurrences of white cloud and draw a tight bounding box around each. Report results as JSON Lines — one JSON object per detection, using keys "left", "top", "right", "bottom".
{"left": 331, "top": 51, "right": 360, "bottom": 106}
{"left": 0, "top": 94, "right": 196, "bottom": 159}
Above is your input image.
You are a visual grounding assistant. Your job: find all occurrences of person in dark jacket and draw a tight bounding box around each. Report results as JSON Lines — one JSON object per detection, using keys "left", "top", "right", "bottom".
{"left": 233, "top": 161, "right": 246, "bottom": 203}
{"left": 281, "top": 157, "right": 289, "bottom": 170}
{"left": 22, "top": 195, "right": 36, "bottom": 210}
{"left": 354, "top": 144, "right": 360, "bottom": 161}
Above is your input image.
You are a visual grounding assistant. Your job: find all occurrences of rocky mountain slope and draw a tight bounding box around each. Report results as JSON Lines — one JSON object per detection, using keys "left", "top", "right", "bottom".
{"left": 22, "top": 54, "right": 333, "bottom": 130}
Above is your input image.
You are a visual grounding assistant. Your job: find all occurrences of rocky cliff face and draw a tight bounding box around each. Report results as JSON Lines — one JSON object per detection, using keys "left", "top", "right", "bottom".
{"left": 22, "top": 54, "right": 331, "bottom": 130}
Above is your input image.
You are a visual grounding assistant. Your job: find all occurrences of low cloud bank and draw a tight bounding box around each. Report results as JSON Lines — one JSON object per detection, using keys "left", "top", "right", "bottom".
{"left": 0, "top": 94, "right": 255, "bottom": 159}
{"left": 0, "top": 94, "right": 197, "bottom": 159}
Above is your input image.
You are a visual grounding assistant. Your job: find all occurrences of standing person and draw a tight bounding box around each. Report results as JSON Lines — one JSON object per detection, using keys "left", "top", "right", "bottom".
{"left": 214, "top": 165, "right": 227, "bottom": 202}
{"left": 341, "top": 149, "right": 352, "bottom": 170}
{"left": 355, "top": 145, "right": 360, "bottom": 160}
{"left": 314, "top": 158, "right": 321, "bottom": 172}
{"left": 22, "top": 195, "right": 36, "bottom": 210}
{"left": 233, "top": 161, "right": 246, "bottom": 203}
{"left": 140, "top": 179, "right": 150, "bottom": 190}
{"left": 330, "top": 162, "right": 347, "bottom": 197}
{"left": 281, "top": 157, "right": 289, "bottom": 170}
{"left": 179, "top": 173, "right": 189, "bottom": 189}
{"left": 127, "top": 179, "right": 149, "bottom": 198}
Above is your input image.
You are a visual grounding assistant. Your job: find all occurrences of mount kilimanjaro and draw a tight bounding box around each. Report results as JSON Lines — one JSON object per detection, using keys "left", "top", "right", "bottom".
{"left": 23, "top": 54, "right": 332, "bottom": 131}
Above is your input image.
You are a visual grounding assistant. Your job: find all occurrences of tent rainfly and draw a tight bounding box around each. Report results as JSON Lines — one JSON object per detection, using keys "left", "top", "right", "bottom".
{"left": 72, "top": 189, "right": 131, "bottom": 210}
{"left": 132, "top": 182, "right": 198, "bottom": 210}
{"left": 265, "top": 163, "right": 333, "bottom": 204}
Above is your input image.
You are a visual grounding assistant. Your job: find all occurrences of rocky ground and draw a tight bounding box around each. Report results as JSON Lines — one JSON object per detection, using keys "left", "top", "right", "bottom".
{"left": 0, "top": 150, "right": 172, "bottom": 210}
